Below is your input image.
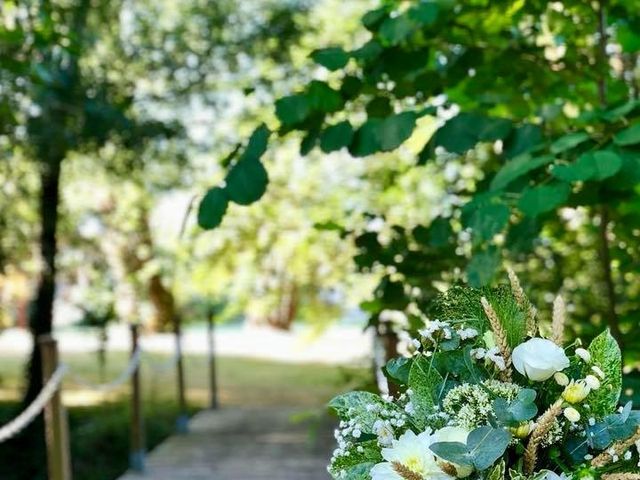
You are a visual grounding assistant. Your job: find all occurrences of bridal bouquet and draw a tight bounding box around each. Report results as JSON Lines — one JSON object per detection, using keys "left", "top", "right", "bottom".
{"left": 328, "top": 271, "right": 639, "bottom": 480}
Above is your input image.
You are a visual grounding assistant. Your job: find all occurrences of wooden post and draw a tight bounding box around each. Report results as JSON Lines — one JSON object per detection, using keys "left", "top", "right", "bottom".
{"left": 129, "top": 324, "right": 145, "bottom": 472}
{"left": 207, "top": 308, "right": 219, "bottom": 409}
{"left": 39, "top": 335, "right": 72, "bottom": 480}
{"left": 174, "top": 315, "right": 188, "bottom": 433}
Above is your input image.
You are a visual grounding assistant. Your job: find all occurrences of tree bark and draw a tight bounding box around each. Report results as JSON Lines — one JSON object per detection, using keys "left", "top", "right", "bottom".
{"left": 24, "top": 157, "right": 62, "bottom": 404}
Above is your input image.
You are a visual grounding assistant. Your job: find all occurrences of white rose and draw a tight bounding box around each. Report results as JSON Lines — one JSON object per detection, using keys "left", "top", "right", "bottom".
{"left": 432, "top": 427, "right": 473, "bottom": 478}
{"left": 512, "top": 338, "right": 570, "bottom": 382}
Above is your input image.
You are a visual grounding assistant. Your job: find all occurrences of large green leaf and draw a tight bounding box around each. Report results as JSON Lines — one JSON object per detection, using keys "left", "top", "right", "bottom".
{"left": 614, "top": 123, "right": 640, "bottom": 146}
{"left": 275, "top": 94, "right": 310, "bottom": 126}
{"left": 349, "top": 119, "right": 382, "bottom": 157}
{"left": 552, "top": 151, "right": 622, "bottom": 182}
{"left": 408, "top": 2, "right": 439, "bottom": 25}
{"left": 586, "top": 330, "right": 622, "bottom": 418}
{"left": 320, "top": 121, "right": 354, "bottom": 153}
{"left": 311, "top": 47, "right": 349, "bottom": 71}
{"left": 468, "top": 203, "right": 510, "bottom": 244}
{"left": 467, "top": 249, "right": 500, "bottom": 287}
{"left": 550, "top": 132, "right": 590, "bottom": 154}
{"left": 504, "top": 124, "right": 543, "bottom": 159}
{"left": 307, "top": 80, "right": 344, "bottom": 113}
{"left": 242, "top": 124, "right": 270, "bottom": 160}
{"left": 225, "top": 158, "right": 269, "bottom": 205}
{"left": 490, "top": 154, "right": 554, "bottom": 191}
{"left": 377, "top": 111, "right": 416, "bottom": 151}
{"left": 433, "top": 112, "right": 483, "bottom": 154}
{"left": 197, "top": 187, "right": 229, "bottom": 230}
{"left": 408, "top": 354, "right": 443, "bottom": 428}
{"left": 518, "top": 183, "right": 570, "bottom": 217}
{"left": 378, "top": 14, "right": 415, "bottom": 45}
{"left": 430, "top": 426, "right": 511, "bottom": 471}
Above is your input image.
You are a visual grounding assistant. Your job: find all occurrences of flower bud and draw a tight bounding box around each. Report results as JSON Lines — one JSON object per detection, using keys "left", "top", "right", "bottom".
{"left": 564, "top": 407, "right": 581, "bottom": 423}
{"left": 584, "top": 375, "right": 601, "bottom": 390}
{"left": 562, "top": 380, "right": 590, "bottom": 404}
{"left": 575, "top": 348, "right": 591, "bottom": 363}
{"left": 554, "top": 372, "right": 570, "bottom": 386}
{"left": 509, "top": 422, "right": 532, "bottom": 439}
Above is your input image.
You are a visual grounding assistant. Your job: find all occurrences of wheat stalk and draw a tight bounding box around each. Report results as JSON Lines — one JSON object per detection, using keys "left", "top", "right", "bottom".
{"left": 392, "top": 462, "right": 423, "bottom": 480}
{"left": 524, "top": 399, "right": 563, "bottom": 474}
{"left": 551, "top": 295, "right": 566, "bottom": 345}
{"left": 592, "top": 427, "right": 640, "bottom": 468}
{"left": 481, "top": 296, "right": 512, "bottom": 382}
{"left": 507, "top": 268, "right": 537, "bottom": 336}
{"left": 602, "top": 475, "right": 640, "bottom": 480}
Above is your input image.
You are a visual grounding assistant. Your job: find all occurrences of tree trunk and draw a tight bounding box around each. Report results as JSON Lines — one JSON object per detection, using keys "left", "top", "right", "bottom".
{"left": 24, "top": 158, "right": 62, "bottom": 405}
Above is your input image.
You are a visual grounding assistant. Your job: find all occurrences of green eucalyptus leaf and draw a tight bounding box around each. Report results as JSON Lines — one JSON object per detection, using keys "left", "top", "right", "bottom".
{"left": 467, "top": 426, "right": 511, "bottom": 471}
{"left": 429, "top": 441, "right": 473, "bottom": 467}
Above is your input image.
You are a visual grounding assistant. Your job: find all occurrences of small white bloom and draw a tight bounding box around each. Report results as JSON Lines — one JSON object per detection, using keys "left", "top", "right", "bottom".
{"left": 575, "top": 348, "right": 591, "bottom": 363}
{"left": 564, "top": 407, "right": 581, "bottom": 423}
{"left": 584, "top": 375, "right": 601, "bottom": 390}
{"left": 554, "top": 372, "right": 570, "bottom": 386}
{"left": 512, "top": 338, "right": 571, "bottom": 381}
{"left": 373, "top": 420, "right": 395, "bottom": 447}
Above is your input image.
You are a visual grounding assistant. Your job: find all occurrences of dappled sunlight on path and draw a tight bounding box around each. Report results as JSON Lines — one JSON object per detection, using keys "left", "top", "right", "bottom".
{"left": 118, "top": 407, "right": 333, "bottom": 480}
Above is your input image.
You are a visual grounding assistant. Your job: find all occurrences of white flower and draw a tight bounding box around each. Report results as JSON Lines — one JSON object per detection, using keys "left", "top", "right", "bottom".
{"left": 512, "top": 338, "right": 570, "bottom": 381}
{"left": 584, "top": 375, "right": 601, "bottom": 390}
{"left": 485, "top": 347, "right": 507, "bottom": 371}
{"left": 564, "top": 407, "right": 581, "bottom": 423}
{"left": 575, "top": 348, "right": 591, "bottom": 363}
{"left": 554, "top": 372, "right": 570, "bottom": 386}
{"left": 432, "top": 427, "right": 473, "bottom": 478}
{"left": 370, "top": 430, "right": 454, "bottom": 480}
{"left": 373, "top": 420, "right": 395, "bottom": 447}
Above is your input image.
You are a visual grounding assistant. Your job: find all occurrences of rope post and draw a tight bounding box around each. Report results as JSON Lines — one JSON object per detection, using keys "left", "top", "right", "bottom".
{"left": 174, "top": 315, "right": 188, "bottom": 433}
{"left": 38, "top": 334, "right": 72, "bottom": 480}
{"left": 207, "top": 307, "right": 219, "bottom": 409}
{"left": 129, "top": 324, "right": 145, "bottom": 473}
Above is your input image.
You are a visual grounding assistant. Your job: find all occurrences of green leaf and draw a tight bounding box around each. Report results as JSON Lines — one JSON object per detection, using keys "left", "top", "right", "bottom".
{"left": 504, "top": 124, "right": 543, "bottom": 159}
{"left": 467, "top": 426, "right": 511, "bottom": 471}
{"left": 275, "top": 94, "right": 310, "bottom": 126}
{"left": 385, "top": 357, "right": 412, "bottom": 385}
{"left": 329, "top": 440, "right": 381, "bottom": 478}
{"left": 408, "top": 354, "right": 443, "bottom": 428}
{"left": 586, "top": 330, "right": 622, "bottom": 418}
{"left": 408, "top": 2, "right": 439, "bottom": 25}
{"left": 490, "top": 154, "right": 555, "bottom": 191}
{"left": 242, "top": 124, "right": 270, "bottom": 160}
{"left": 362, "top": 7, "right": 388, "bottom": 31}
{"left": 377, "top": 112, "right": 416, "bottom": 151}
{"left": 225, "top": 158, "right": 269, "bottom": 205}
{"left": 487, "top": 460, "right": 505, "bottom": 480}
{"left": 477, "top": 117, "right": 513, "bottom": 142}
{"left": 320, "top": 121, "right": 354, "bottom": 153}
{"left": 467, "top": 248, "right": 500, "bottom": 287}
{"left": 468, "top": 203, "right": 510, "bottom": 244}
{"left": 614, "top": 123, "right": 640, "bottom": 146}
{"left": 311, "top": 47, "right": 349, "bottom": 71}
{"left": 328, "top": 391, "right": 403, "bottom": 433}
{"left": 349, "top": 119, "right": 382, "bottom": 157}
{"left": 429, "top": 442, "right": 473, "bottom": 467}
{"left": 307, "top": 80, "right": 344, "bottom": 113}
{"left": 379, "top": 15, "right": 415, "bottom": 45}
{"left": 197, "top": 187, "right": 229, "bottom": 230}
{"left": 552, "top": 151, "right": 622, "bottom": 182}
{"left": 518, "top": 183, "right": 570, "bottom": 217}
{"left": 433, "top": 112, "right": 482, "bottom": 154}
{"left": 550, "top": 132, "right": 590, "bottom": 154}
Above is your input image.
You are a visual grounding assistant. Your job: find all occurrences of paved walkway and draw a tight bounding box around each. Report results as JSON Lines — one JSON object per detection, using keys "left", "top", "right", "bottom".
{"left": 118, "top": 407, "right": 334, "bottom": 480}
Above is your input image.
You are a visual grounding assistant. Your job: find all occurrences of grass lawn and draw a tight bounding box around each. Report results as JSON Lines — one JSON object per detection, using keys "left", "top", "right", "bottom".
{"left": 0, "top": 351, "right": 370, "bottom": 480}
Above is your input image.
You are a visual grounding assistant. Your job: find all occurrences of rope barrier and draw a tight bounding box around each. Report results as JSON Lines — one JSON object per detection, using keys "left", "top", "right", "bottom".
{"left": 68, "top": 347, "right": 142, "bottom": 392}
{"left": 0, "top": 364, "right": 68, "bottom": 443}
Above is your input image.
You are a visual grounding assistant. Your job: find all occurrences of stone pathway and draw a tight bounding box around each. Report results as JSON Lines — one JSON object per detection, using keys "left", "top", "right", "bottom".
{"left": 118, "top": 407, "right": 334, "bottom": 480}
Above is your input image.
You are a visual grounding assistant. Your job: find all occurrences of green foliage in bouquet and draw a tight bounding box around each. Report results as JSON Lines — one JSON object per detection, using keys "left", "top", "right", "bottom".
{"left": 327, "top": 271, "right": 640, "bottom": 480}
